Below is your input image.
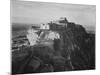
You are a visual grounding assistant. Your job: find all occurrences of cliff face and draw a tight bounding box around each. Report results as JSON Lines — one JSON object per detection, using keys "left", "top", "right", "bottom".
{"left": 59, "top": 22, "right": 95, "bottom": 70}
{"left": 49, "top": 20, "right": 95, "bottom": 69}
{"left": 12, "top": 19, "right": 95, "bottom": 74}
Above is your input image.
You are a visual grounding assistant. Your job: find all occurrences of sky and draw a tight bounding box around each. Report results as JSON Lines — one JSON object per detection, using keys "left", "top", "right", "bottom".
{"left": 11, "top": 0, "right": 96, "bottom": 30}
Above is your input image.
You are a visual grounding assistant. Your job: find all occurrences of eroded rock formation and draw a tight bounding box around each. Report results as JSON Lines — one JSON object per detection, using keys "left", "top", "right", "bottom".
{"left": 12, "top": 18, "right": 95, "bottom": 74}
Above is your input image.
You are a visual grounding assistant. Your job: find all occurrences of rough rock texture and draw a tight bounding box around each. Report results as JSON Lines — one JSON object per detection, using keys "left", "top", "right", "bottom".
{"left": 12, "top": 21, "right": 95, "bottom": 74}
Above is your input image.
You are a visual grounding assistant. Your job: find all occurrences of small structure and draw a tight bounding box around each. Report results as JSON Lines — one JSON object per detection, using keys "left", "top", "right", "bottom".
{"left": 51, "top": 17, "right": 68, "bottom": 27}
{"left": 40, "top": 23, "right": 50, "bottom": 30}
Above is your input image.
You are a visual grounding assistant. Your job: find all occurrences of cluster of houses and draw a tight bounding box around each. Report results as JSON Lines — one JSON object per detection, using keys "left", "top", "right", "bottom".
{"left": 27, "top": 17, "right": 68, "bottom": 46}
{"left": 12, "top": 17, "right": 68, "bottom": 51}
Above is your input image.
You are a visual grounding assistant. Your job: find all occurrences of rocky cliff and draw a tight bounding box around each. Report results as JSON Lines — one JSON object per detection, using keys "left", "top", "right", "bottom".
{"left": 12, "top": 18, "right": 95, "bottom": 74}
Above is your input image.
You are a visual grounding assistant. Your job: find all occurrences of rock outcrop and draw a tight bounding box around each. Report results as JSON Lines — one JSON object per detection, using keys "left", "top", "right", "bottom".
{"left": 12, "top": 18, "right": 95, "bottom": 74}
